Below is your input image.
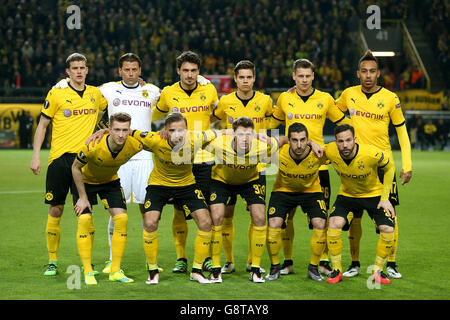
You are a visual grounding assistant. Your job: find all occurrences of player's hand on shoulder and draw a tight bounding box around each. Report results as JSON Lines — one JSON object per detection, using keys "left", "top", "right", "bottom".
{"left": 52, "top": 78, "right": 69, "bottom": 89}
{"left": 86, "top": 129, "right": 109, "bottom": 147}
{"left": 158, "top": 127, "right": 168, "bottom": 140}
{"left": 309, "top": 140, "right": 324, "bottom": 158}
{"left": 286, "top": 86, "right": 296, "bottom": 93}
{"left": 138, "top": 77, "right": 146, "bottom": 87}
{"left": 197, "top": 75, "right": 210, "bottom": 86}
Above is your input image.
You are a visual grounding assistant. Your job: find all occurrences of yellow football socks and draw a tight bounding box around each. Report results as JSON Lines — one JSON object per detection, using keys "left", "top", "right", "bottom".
{"left": 310, "top": 228, "right": 327, "bottom": 266}
{"left": 247, "top": 221, "right": 254, "bottom": 264}
{"left": 110, "top": 213, "right": 128, "bottom": 275}
{"left": 143, "top": 229, "right": 158, "bottom": 270}
{"left": 250, "top": 225, "right": 267, "bottom": 268}
{"left": 46, "top": 214, "right": 61, "bottom": 262}
{"left": 348, "top": 217, "right": 362, "bottom": 262}
{"left": 282, "top": 217, "right": 294, "bottom": 261}
{"left": 193, "top": 230, "right": 212, "bottom": 270}
{"left": 211, "top": 225, "right": 223, "bottom": 267}
{"left": 77, "top": 214, "right": 93, "bottom": 275}
{"left": 374, "top": 232, "right": 394, "bottom": 273}
{"left": 327, "top": 228, "right": 343, "bottom": 272}
{"left": 172, "top": 207, "right": 188, "bottom": 260}
{"left": 387, "top": 216, "right": 398, "bottom": 263}
{"left": 267, "top": 227, "right": 281, "bottom": 265}
{"left": 222, "top": 217, "right": 234, "bottom": 263}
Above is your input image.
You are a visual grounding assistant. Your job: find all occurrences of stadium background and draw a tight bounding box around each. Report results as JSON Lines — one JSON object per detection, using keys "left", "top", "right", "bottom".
{"left": 0, "top": 0, "right": 449, "bottom": 302}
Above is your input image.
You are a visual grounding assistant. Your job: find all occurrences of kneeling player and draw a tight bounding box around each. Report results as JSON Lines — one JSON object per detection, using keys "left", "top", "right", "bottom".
{"left": 72, "top": 112, "right": 141, "bottom": 285}
{"left": 208, "top": 117, "right": 280, "bottom": 283}
{"left": 266, "top": 123, "right": 328, "bottom": 281}
{"left": 132, "top": 112, "right": 218, "bottom": 284}
{"left": 324, "top": 124, "right": 396, "bottom": 284}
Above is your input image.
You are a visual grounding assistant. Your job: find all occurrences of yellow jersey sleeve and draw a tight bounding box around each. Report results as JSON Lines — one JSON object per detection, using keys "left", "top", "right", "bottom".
{"left": 325, "top": 94, "right": 346, "bottom": 123}
{"left": 41, "top": 89, "right": 61, "bottom": 118}
{"left": 132, "top": 130, "right": 161, "bottom": 151}
{"left": 335, "top": 88, "right": 349, "bottom": 112}
{"left": 389, "top": 93, "right": 406, "bottom": 126}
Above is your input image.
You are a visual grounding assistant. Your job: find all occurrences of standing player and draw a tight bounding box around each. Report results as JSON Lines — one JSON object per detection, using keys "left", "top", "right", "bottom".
{"left": 71, "top": 113, "right": 141, "bottom": 285}
{"left": 208, "top": 117, "right": 281, "bottom": 283}
{"left": 132, "top": 112, "right": 219, "bottom": 284}
{"left": 211, "top": 60, "right": 274, "bottom": 274}
{"left": 53, "top": 53, "right": 161, "bottom": 273}
{"left": 30, "top": 53, "right": 107, "bottom": 276}
{"left": 269, "top": 59, "right": 350, "bottom": 275}
{"left": 335, "top": 50, "right": 412, "bottom": 279}
{"left": 265, "top": 123, "right": 328, "bottom": 282}
{"left": 152, "top": 51, "right": 218, "bottom": 274}
{"left": 324, "top": 124, "right": 396, "bottom": 285}
{"left": 96, "top": 53, "right": 160, "bottom": 273}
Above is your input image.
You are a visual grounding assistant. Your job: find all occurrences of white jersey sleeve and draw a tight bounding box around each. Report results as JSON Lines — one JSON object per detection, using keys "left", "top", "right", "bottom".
{"left": 100, "top": 81, "right": 161, "bottom": 160}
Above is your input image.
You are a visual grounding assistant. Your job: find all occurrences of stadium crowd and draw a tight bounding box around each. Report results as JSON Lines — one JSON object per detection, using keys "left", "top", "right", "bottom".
{"left": 2, "top": 0, "right": 364, "bottom": 91}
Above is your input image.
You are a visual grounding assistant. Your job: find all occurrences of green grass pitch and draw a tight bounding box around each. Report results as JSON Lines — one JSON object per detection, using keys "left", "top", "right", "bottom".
{"left": 1, "top": 149, "right": 449, "bottom": 300}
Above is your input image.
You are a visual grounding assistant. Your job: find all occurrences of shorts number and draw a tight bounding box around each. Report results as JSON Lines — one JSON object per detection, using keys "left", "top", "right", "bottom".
{"left": 253, "top": 184, "right": 266, "bottom": 196}
{"left": 195, "top": 189, "right": 205, "bottom": 200}
{"left": 317, "top": 200, "right": 327, "bottom": 212}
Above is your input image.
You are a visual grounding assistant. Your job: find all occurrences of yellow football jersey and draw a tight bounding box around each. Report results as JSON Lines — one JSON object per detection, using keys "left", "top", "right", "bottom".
{"left": 153, "top": 82, "right": 218, "bottom": 163}
{"left": 213, "top": 91, "right": 273, "bottom": 131}
{"left": 42, "top": 85, "right": 107, "bottom": 164}
{"left": 213, "top": 90, "right": 274, "bottom": 173}
{"left": 335, "top": 85, "right": 409, "bottom": 170}
{"left": 272, "top": 144, "right": 325, "bottom": 193}
{"left": 76, "top": 134, "right": 143, "bottom": 185}
{"left": 271, "top": 88, "right": 346, "bottom": 146}
{"left": 133, "top": 130, "right": 216, "bottom": 187}
{"left": 209, "top": 135, "right": 279, "bottom": 185}
{"left": 324, "top": 142, "right": 391, "bottom": 198}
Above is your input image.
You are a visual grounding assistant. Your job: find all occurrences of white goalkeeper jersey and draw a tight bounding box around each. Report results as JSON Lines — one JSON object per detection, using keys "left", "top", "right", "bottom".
{"left": 100, "top": 81, "right": 160, "bottom": 160}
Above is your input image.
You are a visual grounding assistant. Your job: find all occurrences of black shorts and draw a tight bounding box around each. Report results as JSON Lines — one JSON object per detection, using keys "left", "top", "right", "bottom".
{"left": 267, "top": 192, "right": 328, "bottom": 229}
{"left": 330, "top": 195, "right": 395, "bottom": 231}
{"left": 378, "top": 168, "right": 399, "bottom": 206}
{"left": 318, "top": 169, "right": 331, "bottom": 210}
{"left": 72, "top": 179, "right": 127, "bottom": 214}
{"left": 45, "top": 153, "right": 77, "bottom": 205}
{"left": 209, "top": 176, "right": 266, "bottom": 207}
{"left": 193, "top": 162, "right": 214, "bottom": 203}
{"left": 144, "top": 184, "right": 208, "bottom": 219}
{"left": 226, "top": 172, "right": 267, "bottom": 207}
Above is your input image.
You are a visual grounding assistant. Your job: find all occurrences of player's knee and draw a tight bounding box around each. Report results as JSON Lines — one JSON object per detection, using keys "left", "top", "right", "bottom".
{"left": 378, "top": 225, "right": 394, "bottom": 234}
{"left": 268, "top": 217, "right": 283, "bottom": 229}
{"left": 49, "top": 205, "right": 64, "bottom": 217}
{"left": 328, "top": 216, "right": 345, "bottom": 229}
{"left": 312, "top": 217, "right": 326, "bottom": 230}
{"left": 194, "top": 210, "right": 212, "bottom": 232}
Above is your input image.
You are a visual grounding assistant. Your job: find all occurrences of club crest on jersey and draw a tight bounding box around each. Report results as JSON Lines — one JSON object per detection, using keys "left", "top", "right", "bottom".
{"left": 89, "top": 94, "right": 95, "bottom": 103}
{"left": 377, "top": 100, "right": 384, "bottom": 109}
{"left": 357, "top": 160, "right": 365, "bottom": 170}
{"left": 316, "top": 102, "right": 324, "bottom": 109}
{"left": 200, "top": 94, "right": 206, "bottom": 101}
{"left": 254, "top": 104, "right": 260, "bottom": 112}
{"left": 142, "top": 90, "right": 149, "bottom": 98}
{"left": 307, "top": 159, "right": 316, "bottom": 169}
